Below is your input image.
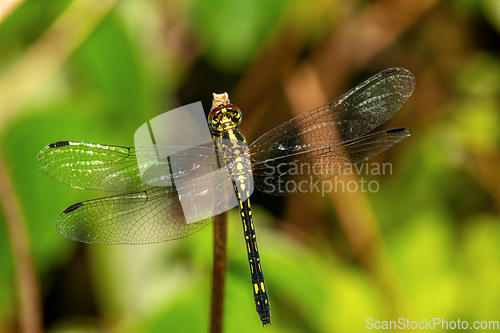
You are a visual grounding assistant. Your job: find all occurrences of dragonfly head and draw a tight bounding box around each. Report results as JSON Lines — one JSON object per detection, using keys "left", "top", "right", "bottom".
{"left": 208, "top": 92, "right": 242, "bottom": 132}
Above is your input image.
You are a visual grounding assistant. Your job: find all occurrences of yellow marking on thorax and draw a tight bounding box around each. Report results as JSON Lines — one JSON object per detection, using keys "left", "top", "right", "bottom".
{"left": 228, "top": 131, "right": 237, "bottom": 140}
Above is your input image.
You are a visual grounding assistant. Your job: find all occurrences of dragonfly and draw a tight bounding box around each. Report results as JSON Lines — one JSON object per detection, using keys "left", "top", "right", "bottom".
{"left": 37, "top": 67, "right": 415, "bottom": 325}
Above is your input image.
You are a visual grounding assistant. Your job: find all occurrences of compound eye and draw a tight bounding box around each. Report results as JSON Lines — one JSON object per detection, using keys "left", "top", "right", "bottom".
{"left": 225, "top": 105, "right": 242, "bottom": 124}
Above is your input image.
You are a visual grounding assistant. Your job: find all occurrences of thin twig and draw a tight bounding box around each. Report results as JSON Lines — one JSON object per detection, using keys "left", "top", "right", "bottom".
{"left": 210, "top": 212, "right": 228, "bottom": 333}
{"left": 0, "top": 149, "right": 42, "bottom": 333}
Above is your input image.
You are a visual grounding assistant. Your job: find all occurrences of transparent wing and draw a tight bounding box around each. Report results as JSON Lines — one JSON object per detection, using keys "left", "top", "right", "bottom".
{"left": 252, "top": 128, "right": 411, "bottom": 195}
{"left": 37, "top": 141, "right": 222, "bottom": 192}
{"left": 250, "top": 68, "right": 415, "bottom": 161}
{"left": 56, "top": 169, "right": 237, "bottom": 244}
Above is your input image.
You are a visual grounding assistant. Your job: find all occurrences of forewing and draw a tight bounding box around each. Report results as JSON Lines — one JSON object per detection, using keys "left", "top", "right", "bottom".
{"left": 37, "top": 141, "right": 222, "bottom": 192}
{"left": 250, "top": 68, "right": 415, "bottom": 162}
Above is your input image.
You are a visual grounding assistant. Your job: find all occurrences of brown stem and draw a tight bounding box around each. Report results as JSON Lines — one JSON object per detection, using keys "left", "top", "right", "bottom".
{"left": 210, "top": 212, "right": 228, "bottom": 333}
{"left": 0, "top": 149, "right": 42, "bottom": 333}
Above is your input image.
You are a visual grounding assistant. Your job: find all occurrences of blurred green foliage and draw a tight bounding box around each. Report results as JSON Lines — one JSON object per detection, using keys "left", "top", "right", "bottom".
{"left": 0, "top": 0, "right": 500, "bottom": 332}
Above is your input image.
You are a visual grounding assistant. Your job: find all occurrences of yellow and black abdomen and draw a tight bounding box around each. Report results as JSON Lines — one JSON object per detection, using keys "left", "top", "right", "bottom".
{"left": 215, "top": 128, "right": 271, "bottom": 325}
{"left": 238, "top": 197, "right": 271, "bottom": 325}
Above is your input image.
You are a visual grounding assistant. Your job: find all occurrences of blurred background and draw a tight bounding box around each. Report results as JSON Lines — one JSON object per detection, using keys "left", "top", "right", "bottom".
{"left": 1, "top": 0, "right": 500, "bottom": 332}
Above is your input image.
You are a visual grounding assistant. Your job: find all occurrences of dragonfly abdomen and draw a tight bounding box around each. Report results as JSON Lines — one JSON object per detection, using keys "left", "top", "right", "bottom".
{"left": 238, "top": 197, "right": 271, "bottom": 325}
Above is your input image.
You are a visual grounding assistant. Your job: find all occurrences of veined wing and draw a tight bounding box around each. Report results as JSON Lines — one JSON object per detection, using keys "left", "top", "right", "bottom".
{"left": 252, "top": 128, "right": 411, "bottom": 196}
{"left": 37, "top": 141, "right": 223, "bottom": 192}
{"left": 57, "top": 167, "right": 237, "bottom": 244}
{"left": 250, "top": 68, "right": 415, "bottom": 161}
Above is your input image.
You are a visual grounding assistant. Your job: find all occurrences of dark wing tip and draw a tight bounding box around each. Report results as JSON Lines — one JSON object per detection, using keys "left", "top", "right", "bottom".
{"left": 386, "top": 127, "right": 411, "bottom": 134}
{"left": 381, "top": 67, "right": 413, "bottom": 77}
{"left": 381, "top": 68, "right": 400, "bottom": 76}
{"left": 48, "top": 141, "right": 71, "bottom": 148}
{"left": 381, "top": 67, "right": 415, "bottom": 84}
{"left": 37, "top": 141, "right": 71, "bottom": 169}
{"left": 63, "top": 202, "right": 84, "bottom": 214}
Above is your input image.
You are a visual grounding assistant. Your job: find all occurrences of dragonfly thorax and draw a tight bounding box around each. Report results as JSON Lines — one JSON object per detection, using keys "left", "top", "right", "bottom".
{"left": 208, "top": 104, "right": 242, "bottom": 133}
